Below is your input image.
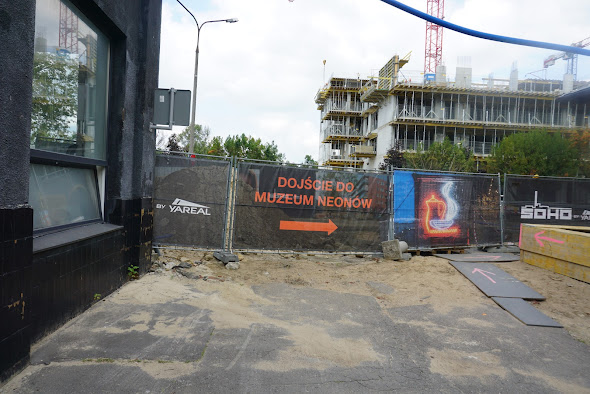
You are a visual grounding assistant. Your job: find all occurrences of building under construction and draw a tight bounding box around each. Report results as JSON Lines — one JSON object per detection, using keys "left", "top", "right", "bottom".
{"left": 315, "top": 55, "right": 590, "bottom": 170}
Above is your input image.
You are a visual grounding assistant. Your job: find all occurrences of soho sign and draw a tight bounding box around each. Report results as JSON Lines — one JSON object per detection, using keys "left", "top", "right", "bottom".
{"left": 520, "top": 191, "right": 572, "bottom": 220}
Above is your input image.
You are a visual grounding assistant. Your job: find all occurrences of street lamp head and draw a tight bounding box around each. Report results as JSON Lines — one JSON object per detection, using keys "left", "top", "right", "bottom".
{"left": 226, "top": 18, "right": 239, "bottom": 23}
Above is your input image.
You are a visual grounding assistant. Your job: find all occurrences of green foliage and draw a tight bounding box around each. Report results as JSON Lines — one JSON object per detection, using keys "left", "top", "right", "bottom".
{"left": 379, "top": 141, "right": 405, "bottom": 170}
{"left": 223, "top": 134, "right": 285, "bottom": 162}
{"left": 568, "top": 130, "right": 590, "bottom": 177}
{"left": 404, "top": 138, "right": 475, "bottom": 172}
{"left": 31, "top": 52, "right": 79, "bottom": 143}
{"left": 206, "top": 136, "right": 225, "bottom": 156}
{"left": 127, "top": 265, "right": 139, "bottom": 280}
{"left": 163, "top": 127, "right": 286, "bottom": 162}
{"left": 488, "top": 130, "right": 579, "bottom": 176}
{"left": 303, "top": 154, "right": 318, "bottom": 167}
{"left": 178, "top": 124, "right": 211, "bottom": 154}
{"left": 93, "top": 293, "right": 101, "bottom": 301}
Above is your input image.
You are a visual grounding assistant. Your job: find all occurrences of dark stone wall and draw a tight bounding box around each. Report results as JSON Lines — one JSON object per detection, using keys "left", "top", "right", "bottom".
{"left": 0, "top": 207, "right": 33, "bottom": 382}
{"left": 31, "top": 229, "right": 126, "bottom": 342}
{"left": 0, "top": 0, "right": 35, "bottom": 207}
{"left": 0, "top": 0, "right": 36, "bottom": 382}
{"left": 0, "top": 0, "right": 161, "bottom": 382}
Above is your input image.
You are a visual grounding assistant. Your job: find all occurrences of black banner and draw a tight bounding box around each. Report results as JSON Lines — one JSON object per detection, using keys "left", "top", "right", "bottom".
{"left": 232, "top": 162, "right": 391, "bottom": 252}
{"left": 393, "top": 170, "right": 501, "bottom": 250}
{"left": 153, "top": 154, "right": 231, "bottom": 248}
{"left": 503, "top": 175, "right": 590, "bottom": 243}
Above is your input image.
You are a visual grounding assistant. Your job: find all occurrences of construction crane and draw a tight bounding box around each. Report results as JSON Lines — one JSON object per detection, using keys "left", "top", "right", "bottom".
{"left": 424, "top": 0, "right": 444, "bottom": 81}
{"left": 543, "top": 36, "right": 590, "bottom": 80}
{"left": 59, "top": 1, "right": 79, "bottom": 54}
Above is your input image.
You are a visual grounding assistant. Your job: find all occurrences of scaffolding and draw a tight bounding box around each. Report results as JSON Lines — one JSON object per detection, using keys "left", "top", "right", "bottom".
{"left": 316, "top": 54, "right": 589, "bottom": 169}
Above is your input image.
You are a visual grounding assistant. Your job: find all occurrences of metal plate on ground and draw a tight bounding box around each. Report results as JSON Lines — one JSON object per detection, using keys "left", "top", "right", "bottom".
{"left": 450, "top": 262, "right": 546, "bottom": 300}
{"left": 492, "top": 297, "right": 563, "bottom": 327}
{"left": 435, "top": 253, "right": 519, "bottom": 262}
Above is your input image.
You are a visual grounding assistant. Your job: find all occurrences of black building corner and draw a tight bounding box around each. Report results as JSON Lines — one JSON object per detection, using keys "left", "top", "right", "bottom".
{"left": 0, "top": 0, "right": 162, "bottom": 382}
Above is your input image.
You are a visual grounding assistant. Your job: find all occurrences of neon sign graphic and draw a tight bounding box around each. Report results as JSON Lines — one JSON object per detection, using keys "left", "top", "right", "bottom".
{"left": 423, "top": 182, "right": 459, "bottom": 236}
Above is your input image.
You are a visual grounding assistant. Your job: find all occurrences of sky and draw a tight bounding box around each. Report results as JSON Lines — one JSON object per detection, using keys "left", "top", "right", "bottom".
{"left": 158, "top": 0, "right": 590, "bottom": 163}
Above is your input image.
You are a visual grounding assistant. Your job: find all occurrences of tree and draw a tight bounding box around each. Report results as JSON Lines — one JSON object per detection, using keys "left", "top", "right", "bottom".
{"left": 160, "top": 129, "right": 286, "bottom": 162}
{"left": 303, "top": 154, "right": 318, "bottom": 167}
{"left": 488, "top": 130, "right": 578, "bottom": 176}
{"left": 177, "top": 124, "right": 210, "bottom": 154}
{"left": 568, "top": 130, "right": 590, "bottom": 177}
{"left": 222, "top": 134, "right": 285, "bottom": 162}
{"left": 165, "top": 134, "right": 182, "bottom": 152}
{"left": 206, "top": 136, "right": 225, "bottom": 156}
{"left": 379, "top": 141, "right": 405, "bottom": 170}
{"left": 31, "top": 52, "right": 79, "bottom": 144}
{"left": 404, "top": 138, "right": 475, "bottom": 172}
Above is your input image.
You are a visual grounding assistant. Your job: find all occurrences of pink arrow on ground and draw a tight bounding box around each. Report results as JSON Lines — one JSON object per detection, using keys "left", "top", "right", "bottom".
{"left": 534, "top": 231, "right": 565, "bottom": 247}
{"left": 472, "top": 268, "right": 497, "bottom": 283}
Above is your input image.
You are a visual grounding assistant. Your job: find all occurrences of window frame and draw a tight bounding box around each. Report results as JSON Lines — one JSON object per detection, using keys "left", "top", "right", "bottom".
{"left": 29, "top": 160, "right": 104, "bottom": 234}
{"left": 30, "top": 0, "right": 111, "bottom": 234}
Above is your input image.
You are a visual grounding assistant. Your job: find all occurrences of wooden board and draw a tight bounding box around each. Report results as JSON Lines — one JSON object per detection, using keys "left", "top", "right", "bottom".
{"left": 520, "top": 224, "right": 590, "bottom": 268}
{"left": 521, "top": 250, "right": 590, "bottom": 284}
{"left": 521, "top": 224, "right": 590, "bottom": 233}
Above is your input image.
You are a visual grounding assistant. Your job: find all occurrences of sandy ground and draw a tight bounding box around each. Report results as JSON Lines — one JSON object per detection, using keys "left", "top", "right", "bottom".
{"left": 3, "top": 248, "right": 589, "bottom": 393}
{"left": 155, "top": 249, "right": 590, "bottom": 345}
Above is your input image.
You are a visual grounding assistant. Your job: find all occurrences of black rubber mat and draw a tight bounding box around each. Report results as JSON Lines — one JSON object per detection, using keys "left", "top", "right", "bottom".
{"left": 492, "top": 297, "right": 562, "bottom": 327}
{"left": 451, "top": 261, "right": 545, "bottom": 300}
{"left": 435, "top": 253, "right": 519, "bottom": 262}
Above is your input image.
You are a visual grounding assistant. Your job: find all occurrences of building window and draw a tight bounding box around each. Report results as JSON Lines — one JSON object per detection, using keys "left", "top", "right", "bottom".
{"left": 30, "top": 164, "right": 101, "bottom": 230}
{"left": 30, "top": 0, "right": 109, "bottom": 231}
{"left": 31, "top": 0, "right": 108, "bottom": 160}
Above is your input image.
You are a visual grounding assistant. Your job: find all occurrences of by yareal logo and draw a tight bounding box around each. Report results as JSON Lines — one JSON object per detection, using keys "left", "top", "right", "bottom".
{"left": 582, "top": 210, "right": 590, "bottom": 220}
{"left": 156, "top": 198, "right": 211, "bottom": 216}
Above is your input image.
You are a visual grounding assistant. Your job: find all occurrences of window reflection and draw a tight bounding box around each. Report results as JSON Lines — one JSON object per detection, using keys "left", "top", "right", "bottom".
{"left": 31, "top": 0, "right": 108, "bottom": 160}
{"left": 30, "top": 164, "right": 101, "bottom": 230}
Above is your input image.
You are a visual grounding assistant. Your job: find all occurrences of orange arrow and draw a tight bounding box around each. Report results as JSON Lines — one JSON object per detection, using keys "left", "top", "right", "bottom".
{"left": 279, "top": 219, "right": 338, "bottom": 235}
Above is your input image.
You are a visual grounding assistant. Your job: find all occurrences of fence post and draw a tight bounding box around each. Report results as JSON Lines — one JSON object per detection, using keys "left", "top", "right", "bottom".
{"left": 500, "top": 173, "right": 505, "bottom": 246}
{"left": 227, "top": 157, "right": 239, "bottom": 252}
{"left": 222, "top": 156, "right": 233, "bottom": 251}
{"left": 389, "top": 170, "right": 395, "bottom": 241}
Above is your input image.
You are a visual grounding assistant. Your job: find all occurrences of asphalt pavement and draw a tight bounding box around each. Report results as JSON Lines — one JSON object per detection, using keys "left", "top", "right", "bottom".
{"left": 2, "top": 272, "right": 589, "bottom": 393}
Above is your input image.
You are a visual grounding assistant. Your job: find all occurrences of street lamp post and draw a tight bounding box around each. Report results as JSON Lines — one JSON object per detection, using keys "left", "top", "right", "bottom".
{"left": 176, "top": 1, "right": 237, "bottom": 154}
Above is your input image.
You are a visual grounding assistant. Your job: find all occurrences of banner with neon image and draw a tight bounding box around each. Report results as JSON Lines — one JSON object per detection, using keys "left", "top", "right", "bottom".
{"left": 393, "top": 170, "right": 501, "bottom": 250}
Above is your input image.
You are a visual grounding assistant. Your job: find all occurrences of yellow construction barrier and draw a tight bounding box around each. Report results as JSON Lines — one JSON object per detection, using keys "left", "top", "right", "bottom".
{"left": 519, "top": 224, "right": 590, "bottom": 283}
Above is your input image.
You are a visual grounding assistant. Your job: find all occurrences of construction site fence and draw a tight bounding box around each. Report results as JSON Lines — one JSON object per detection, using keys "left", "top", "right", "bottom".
{"left": 502, "top": 174, "right": 590, "bottom": 243}
{"left": 393, "top": 169, "right": 502, "bottom": 250}
{"left": 229, "top": 159, "right": 392, "bottom": 252}
{"left": 153, "top": 153, "right": 232, "bottom": 249}
{"left": 152, "top": 153, "right": 589, "bottom": 253}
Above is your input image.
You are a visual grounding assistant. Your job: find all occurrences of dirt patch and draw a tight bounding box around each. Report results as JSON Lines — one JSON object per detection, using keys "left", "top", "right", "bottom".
{"left": 428, "top": 348, "right": 507, "bottom": 380}
{"left": 155, "top": 249, "right": 590, "bottom": 344}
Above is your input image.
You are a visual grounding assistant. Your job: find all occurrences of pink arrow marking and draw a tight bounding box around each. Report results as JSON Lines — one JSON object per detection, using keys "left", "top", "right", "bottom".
{"left": 534, "top": 231, "right": 565, "bottom": 247}
{"left": 472, "top": 268, "right": 497, "bottom": 283}
{"left": 464, "top": 255, "right": 501, "bottom": 261}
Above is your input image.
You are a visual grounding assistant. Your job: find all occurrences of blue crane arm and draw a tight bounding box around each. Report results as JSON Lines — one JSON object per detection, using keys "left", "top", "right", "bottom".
{"left": 379, "top": 0, "right": 590, "bottom": 56}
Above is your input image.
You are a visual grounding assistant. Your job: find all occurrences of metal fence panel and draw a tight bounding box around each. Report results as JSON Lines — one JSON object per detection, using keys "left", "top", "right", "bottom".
{"left": 393, "top": 170, "right": 501, "bottom": 249}
{"left": 153, "top": 154, "right": 231, "bottom": 248}
{"left": 503, "top": 175, "right": 590, "bottom": 243}
{"left": 231, "top": 161, "right": 391, "bottom": 252}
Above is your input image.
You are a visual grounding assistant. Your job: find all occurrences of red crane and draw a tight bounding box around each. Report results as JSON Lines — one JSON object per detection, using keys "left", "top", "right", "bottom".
{"left": 424, "top": 0, "right": 444, "bottom": 81}
{"left": 59, "top": 1, "right": 78, "bottom": 54}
